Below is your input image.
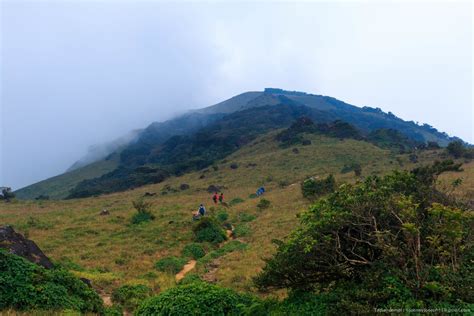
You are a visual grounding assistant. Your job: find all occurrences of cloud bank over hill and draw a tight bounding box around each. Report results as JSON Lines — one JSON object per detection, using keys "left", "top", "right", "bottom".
{"left": 1, "top": 1, "right": 472, "bottom": 189}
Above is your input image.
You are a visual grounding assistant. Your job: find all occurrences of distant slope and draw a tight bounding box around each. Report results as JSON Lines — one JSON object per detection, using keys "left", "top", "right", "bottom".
{"left": 17, "top": 88, "right": 461, "bottom": 200}
{"left": 15, "top": 158, "right": 119, "bottom": 200}
{"left": 67, "top": 130, "right": 141, "bottom": 172}
{"left": 266, "top": 88, "right": 456, "bottom": 145}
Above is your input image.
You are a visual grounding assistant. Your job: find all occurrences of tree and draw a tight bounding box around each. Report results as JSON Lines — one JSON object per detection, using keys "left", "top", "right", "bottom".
{"left": 446, "top": 141, "right": 465, "bottom": 158}
{"left": 255, "top": 161, "right": 472, "bottom": 311}
{"left": 0, "top": 187, "right": 15, "bottom": 202}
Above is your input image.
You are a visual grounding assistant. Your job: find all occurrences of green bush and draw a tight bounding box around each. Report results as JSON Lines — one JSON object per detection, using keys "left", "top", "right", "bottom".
{"left": 131, "top": 211, "right": 155, "bottom": 224}
{"left": 301, "top": 174, "right": 335, "bottom": 200}
{"left": 255, "top": 162, "right": 473, "bottom": 311}
{"left": 105, "top": 305, "right": 124, "bottom": 316}
{"left": 192, "top": 217, "right": 227, "bottom": 244}
{"left": 239, "top": 212, "right": 256, "bottom": 222}
{"left": 135, "top": 282, "right": 257, "bottom": 315}
{"left": 154, "top": 257, "right": 187, "bottom": 274}
{"left": 234, "top": 224, "right": 251, "bottom": 237}
{"left": 257, "top": 198, "right": 271, "bottom": 210}
{"left": 0, "top": 250, "right": 103, "bottom": 313}
{"left": 182, "top": 243, "right": 206, "bottom": 260}
{"left": 229, "top": 197, "right": 245, "bottom": 206}
{"left": 131, "top": 198, "right": 155, "bottom": 224}
{"left": 216, "top": 210, "right": 229, "bottom": 222}
{"left": 111, "top": 284, "right": 152, "bottom": 311}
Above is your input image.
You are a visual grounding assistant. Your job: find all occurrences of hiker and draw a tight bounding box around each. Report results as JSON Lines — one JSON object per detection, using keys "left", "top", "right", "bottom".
{"left": 198, "top": 204, "right": 206, "bottom": 216}
{"left": 212, "top": 193, "right": 218, "bottom": 204}
{"left": 219, "top": 192, "right": 224, "bottom": 203}
{"left": 193, "top": 204, "right": 206, "bottom": 220}
{"left": 256, "top": 186, "right": 265, "bottom": 196}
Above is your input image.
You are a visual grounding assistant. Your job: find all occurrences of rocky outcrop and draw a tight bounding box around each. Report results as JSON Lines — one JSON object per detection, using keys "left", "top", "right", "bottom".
{"left": 0, "top": 225, "right": 54, "bottom": 269}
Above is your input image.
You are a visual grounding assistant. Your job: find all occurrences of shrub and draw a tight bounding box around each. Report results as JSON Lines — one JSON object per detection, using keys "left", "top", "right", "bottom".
{"left": 255, "top": 162, "right": 473, "bottom": 311}
{"left": 192, "top": 217, "right": 227, "bottom": 244}
{"left": 182, "top": 243, "right": 206, "bottom": 260}
{"left": 447, "top": 141, "right": 465, "bottom": 158}
{"left": 257, "top": 198, "right": 271, "bottom": 210}
{"left": 0, "top": 250, "right": 103, "bottom": 313}
{"left": 136, "top": 282, "right": 257, "bottom": 315}
{"left": 111, "top": 284, "right": 152, "bottom": 311}
{"left": 154, "top": 257, "right": 187, "bottom": 274}
{"left": 131, "top": 198, "right": 155, "bottom": 224}
{"left": 229, "top": 197, "right": 244, "bottom": 206}
{"left": 0, "top": 187, "right": 15, "bottom": 202}
{"left": 238, "top": 212, "right": 256, "bottom": 222}
{"left": 301, "top": 174, "right": 335, "bottom": 200}
{"left": 216, "top": 210, "right": 229, "bottom": 222}
{"left": 131, "top": 211, "right": 155, "bottom": 225}
{"left": 230, "top": 163, "right": 239, "bottom": 169}
{"left": 234, "top": 224, "right": 251, "bottom": 237}
{"left": 248, "top": 193, "right": 257, "bottom": 199}
{"left": 179, "top": 183, "right": 190, "bottom": 190}
{"left": 132, "top": 197, "right": 152, "bottom": 213}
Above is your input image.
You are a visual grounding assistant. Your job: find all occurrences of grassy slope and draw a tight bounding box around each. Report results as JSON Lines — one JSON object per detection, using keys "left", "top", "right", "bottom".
{"left": 14, "top": 159, "right": 119, "bottom": 200}
{"left": 1, "top": 133, "right": 470, "bottom": 299}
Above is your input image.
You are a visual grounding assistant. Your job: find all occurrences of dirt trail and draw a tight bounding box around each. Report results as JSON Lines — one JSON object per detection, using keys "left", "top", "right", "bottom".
{"left": 175, "top": 229, "right": 235, "bottom": 282}
{"left": 101, "top": 294, "right": 112, "bottom": 307}
{"left": 175, "top": 259, "right": 197, "bottom": 282}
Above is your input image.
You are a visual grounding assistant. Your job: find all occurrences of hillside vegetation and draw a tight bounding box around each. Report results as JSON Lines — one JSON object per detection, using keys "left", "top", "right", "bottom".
{"left": 15, "top": 88, "right": 461, "bottom": 200}
{"left": 2, "top": 128, "right": 472, "bottom": 314}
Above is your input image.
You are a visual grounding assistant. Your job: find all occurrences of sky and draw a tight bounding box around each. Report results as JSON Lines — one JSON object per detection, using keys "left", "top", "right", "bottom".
{"left": 0, "top": 1, "right": 472, "bottom": 190}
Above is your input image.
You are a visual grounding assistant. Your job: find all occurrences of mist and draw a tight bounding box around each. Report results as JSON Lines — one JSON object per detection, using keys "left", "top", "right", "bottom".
{"left": 1, "top": 1, "right": 472, "bottom": 190}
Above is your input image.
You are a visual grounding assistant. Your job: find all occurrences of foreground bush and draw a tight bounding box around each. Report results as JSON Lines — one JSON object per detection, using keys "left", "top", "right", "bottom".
{"left": 154, "top": 257, "right": 187, "bottom": 274}
{"left": 192, "top": 217, "right": 227, "bottom": 244}
{"left": 111, "top": 284, "right": 152, "bottom": 311}
{"left": 0, "top": 250, "right": 103, "bottom": 313}
{"left": 135, "top": 282, "right": 256, "bottom": 315}
{"left": 255, "top": 161, "right": 473, "bottom": 312}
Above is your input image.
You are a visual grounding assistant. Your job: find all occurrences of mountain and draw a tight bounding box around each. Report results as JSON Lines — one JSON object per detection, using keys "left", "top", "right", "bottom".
{"left": 15, "top": 88, "right": 460, "bottom": 200}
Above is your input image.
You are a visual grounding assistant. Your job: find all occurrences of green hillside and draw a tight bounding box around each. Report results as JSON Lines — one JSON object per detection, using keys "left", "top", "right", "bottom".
{"left": 15, "top": 158, "right": 119, "bottom": 200}
{"left": 2, "top": 126, "right": 472, "bottom": 314}
{"left": 15, "top": 89, "right": 462, "bottom": 201}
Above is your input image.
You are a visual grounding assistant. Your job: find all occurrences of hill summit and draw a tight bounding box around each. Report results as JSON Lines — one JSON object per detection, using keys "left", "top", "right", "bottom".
{"left": 15, "top": 88, "right": 461, "bottom": 200}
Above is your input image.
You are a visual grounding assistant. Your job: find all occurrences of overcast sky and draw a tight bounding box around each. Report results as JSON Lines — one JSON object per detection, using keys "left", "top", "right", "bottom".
{"left": 1, "top": 1, "right": 472, "bottom": 189}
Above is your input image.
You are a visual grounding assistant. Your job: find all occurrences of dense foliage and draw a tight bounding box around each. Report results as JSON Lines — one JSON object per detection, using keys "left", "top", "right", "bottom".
{"left": 67, "top": 166, "right": 169, "bottom": 198}
{"left": 0, "top": 187, "right": 15, "bottom": 202}
{"left": 182, "top": 243, "right": 206, "bottom": 260}
{"left": 0, "top": 250, "right": 103, "bottom": 313}
{"left": 447, "top": 141, "right": 474, "bottom": 159}
{"left": 193, "top": 217, "right": 227, "bottom": 244}
{"left": 111, "top": 284, "right": 152, "bottom": 311}
{"left": 276, "top": 117, "right": 361, "bottom": 147}
{"left": 367, "top": 128, "right": 421, "bottom": 153}
{"left": 255, "top": 161, "right": 473, "bottom": 312}
{"left": 135, "top": 282, "right": 257, "bottom": 316}
{"left": 154, "top": 257, "right": 187, "bottom": 274}
{"left": 301, "top": 174, "right": 336, "bottom": 200}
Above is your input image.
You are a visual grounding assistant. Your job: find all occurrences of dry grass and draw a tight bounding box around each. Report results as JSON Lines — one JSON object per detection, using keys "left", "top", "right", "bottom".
{"left": 1, "top": 134, "right": 470, "bottom": 299}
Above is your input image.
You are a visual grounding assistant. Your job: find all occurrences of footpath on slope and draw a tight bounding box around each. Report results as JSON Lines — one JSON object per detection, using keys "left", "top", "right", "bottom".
{"left": 175, "top": 228, "right": 234, "bottom": 282}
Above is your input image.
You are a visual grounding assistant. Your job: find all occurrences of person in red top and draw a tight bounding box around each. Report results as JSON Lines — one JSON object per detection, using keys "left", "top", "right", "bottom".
{"left": 212, "top": 193, "right": 218, "bottom": 204}
{"left": 219, "top": 192, "right": 224, "bottom": 203}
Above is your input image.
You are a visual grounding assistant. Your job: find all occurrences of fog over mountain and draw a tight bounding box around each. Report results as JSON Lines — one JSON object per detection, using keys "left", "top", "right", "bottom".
{"left": 1, "top": 1, "right": 472, "bottom": 189}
